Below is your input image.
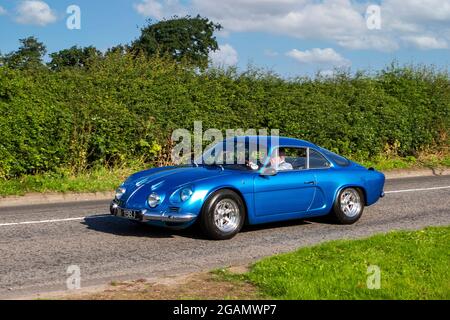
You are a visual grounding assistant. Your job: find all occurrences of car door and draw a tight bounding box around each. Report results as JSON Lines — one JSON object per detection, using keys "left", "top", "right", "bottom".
{"left": 253, "top": 147, "right": 317, "bottom": 216}
{"left": 306, "top": 148, "right": 333, "bottom": 211}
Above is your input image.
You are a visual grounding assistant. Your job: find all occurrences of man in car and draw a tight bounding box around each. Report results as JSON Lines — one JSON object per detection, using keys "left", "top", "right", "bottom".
{"left": 270, "top": 148, "right": 293, "bottom": 171}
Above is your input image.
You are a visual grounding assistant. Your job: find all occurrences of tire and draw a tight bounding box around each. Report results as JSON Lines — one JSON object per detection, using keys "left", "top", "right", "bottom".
{"left": 200, "top": 189, "right": 245, "bottom": 240}
{"left": 331, "top": 187, "right": 364, "bottom": 224}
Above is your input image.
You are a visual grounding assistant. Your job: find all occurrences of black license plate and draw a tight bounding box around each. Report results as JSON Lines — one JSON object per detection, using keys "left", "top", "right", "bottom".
{"left": 119, "top": 209, "right": 140, "bottom": 220}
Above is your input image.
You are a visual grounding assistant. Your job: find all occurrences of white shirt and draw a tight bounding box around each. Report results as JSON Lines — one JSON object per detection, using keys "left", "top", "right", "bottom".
{"left": 275, "top": 161, "right": 293, "bottom": 171}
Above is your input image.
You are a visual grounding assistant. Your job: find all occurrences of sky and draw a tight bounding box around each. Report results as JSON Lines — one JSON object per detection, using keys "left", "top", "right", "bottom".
{"left": 0, "top": 0, "right": 450, "bottom": 77}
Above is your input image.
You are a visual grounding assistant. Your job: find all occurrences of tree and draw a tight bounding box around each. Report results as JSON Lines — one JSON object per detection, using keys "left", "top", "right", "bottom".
{"left": 48, "top": 46, "right": 103, "bottom": 70}
{"left": 132, "top": 15, "right": 222, "bottom": 69}
{"left": 105, "top": 44, "right": 131, "bottom": 57}
{"left": 3, "top": 37, "right": 47, "bottom": 69}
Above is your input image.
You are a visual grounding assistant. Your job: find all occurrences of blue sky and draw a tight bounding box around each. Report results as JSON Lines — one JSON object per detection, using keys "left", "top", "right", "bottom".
{"left": 1, "top": 0, "right": 450, "bottom": 77}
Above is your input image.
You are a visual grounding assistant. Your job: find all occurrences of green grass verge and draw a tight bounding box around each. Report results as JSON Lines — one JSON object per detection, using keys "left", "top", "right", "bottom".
{"left": 0, "top": 155, "right": 449, "bottom": 197}
{"left": 358, "top": 153, "right": 450, "bottom": 171}
{"left": 225, "top": 226, "right": 450, "bottom": 300}
{"left": 0, "top": 166, "right": 145, "bottom": 196}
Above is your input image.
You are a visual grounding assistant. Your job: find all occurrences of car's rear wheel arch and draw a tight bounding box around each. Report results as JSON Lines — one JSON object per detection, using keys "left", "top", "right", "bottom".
{"left": 335, "top": 185, "right": 367, "bottom": 206}
{"left": 330, "top": 186, "right": 366, "bottom": 224}
{"left": 358, "top": 187, "right": 368, "bottom": 206}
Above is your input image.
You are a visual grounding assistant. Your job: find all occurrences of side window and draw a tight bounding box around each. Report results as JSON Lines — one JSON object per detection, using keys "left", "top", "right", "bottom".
{"left": 309, "top": 149, "right": 331, "bottom": 169}
{"left": 270, "top": 147, "right": 307, "bottom": 171}
{"left": 287, "top": 148, "right": 307, "bottom": 170}
{"left": 320, "top": 148, "right": 350, "bottom": 167}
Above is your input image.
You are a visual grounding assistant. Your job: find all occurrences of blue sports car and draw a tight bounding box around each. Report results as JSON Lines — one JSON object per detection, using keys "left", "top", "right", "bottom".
{"left": 110, "top": 136, "right": 385, "bottom": 240}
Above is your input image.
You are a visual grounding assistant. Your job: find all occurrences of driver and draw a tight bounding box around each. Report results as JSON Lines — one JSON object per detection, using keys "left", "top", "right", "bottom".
{"left": 270, "top": 148, "right": 293, "bottom": 171}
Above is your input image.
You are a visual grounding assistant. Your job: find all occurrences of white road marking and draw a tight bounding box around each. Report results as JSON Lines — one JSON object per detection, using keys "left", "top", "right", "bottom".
{"left": 384, "top": 186, "right": 450, "bottom": 194}
{"left": 0, "top": 215, "right": 109, "bottom": 227}
{"left": 0, "top": 185, "right": 449, "bottom": 227}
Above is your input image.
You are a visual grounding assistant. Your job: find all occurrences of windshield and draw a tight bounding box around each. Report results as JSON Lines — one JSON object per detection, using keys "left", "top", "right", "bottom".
{"left": 198, "top": 139, "right": 268, "bottom": 170}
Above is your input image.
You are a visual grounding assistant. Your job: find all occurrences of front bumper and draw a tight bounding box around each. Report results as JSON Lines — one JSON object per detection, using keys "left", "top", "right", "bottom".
{"left": 110, "top": 201, "right": 196, "bottom": 223}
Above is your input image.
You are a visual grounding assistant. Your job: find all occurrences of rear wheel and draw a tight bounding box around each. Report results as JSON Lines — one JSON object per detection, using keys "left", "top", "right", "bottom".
{"left": 200, "top": 189, "right": 245, "bottom": 240}
{"left": 331, "top": 187, "right": 364, "bottom": 224}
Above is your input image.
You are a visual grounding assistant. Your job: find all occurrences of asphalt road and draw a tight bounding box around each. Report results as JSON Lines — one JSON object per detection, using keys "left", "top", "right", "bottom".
{"left": 0, "top": 175, "right": 449, "bottom": 299}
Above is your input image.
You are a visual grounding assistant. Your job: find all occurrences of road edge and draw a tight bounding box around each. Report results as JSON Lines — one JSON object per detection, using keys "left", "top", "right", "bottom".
{"left": 1, "top": 167, "right": 449, "bottom": 208}
{"left": 0, "top": 191, "right": 114, "bottom": 208}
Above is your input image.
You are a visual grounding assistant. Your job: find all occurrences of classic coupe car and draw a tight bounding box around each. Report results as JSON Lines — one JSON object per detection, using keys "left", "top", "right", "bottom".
{"left": 110, "top": 136, "right": 385, "bottom": 240}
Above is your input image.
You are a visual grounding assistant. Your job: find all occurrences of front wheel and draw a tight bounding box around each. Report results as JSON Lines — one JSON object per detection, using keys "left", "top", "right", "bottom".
{"left": 200, "top": 189, "right": 245, "bottom": 240}
{"left": 331, "top": 187, "right": 364, "bottom": 224}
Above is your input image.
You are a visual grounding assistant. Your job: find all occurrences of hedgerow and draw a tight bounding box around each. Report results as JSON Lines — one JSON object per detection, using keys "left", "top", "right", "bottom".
{"left": 0, "top": 54, "right": 448, "bottom": 178}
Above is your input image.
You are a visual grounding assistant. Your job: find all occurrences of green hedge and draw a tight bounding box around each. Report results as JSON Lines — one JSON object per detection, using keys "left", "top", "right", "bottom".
{"left": 0, "top": 55, "right": 449, "bottom": 178}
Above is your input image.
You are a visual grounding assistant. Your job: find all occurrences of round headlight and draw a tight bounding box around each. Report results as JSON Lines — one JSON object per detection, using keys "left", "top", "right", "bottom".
{"left": 148, "top": 192, "right": 161, "bottom": 208}
{"left": 115, "top": 187, "right": 126, "bottom": 200}
{"left": 180, "top": 188, "right": 193, "bottom": 202}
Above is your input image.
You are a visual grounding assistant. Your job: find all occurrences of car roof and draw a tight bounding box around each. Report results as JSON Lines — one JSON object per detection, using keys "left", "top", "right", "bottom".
{"left": 224, "top": 136, "right": 318, "bottom": 149}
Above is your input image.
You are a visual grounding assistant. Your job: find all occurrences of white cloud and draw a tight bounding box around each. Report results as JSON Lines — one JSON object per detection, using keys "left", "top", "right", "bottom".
{"left": 209, "top": 43, "right": 238, "bottom": 67}
{"left": 192, "top": 0, "right": 390, "bottom": 50}
{"left": 337, "top": 35, "right": 400, "bottom": 52}
{"left": 383, "top": 0, "right": 450, "bottom": 25}
{"left": 382, "top": 0, "right": 450, "bottom": 49}
{"left": 286, "top": 48, "right": 350, "bottom": 66}
{"left": 133, "top": 0, "right": 450, "bottom": 52}
{"left": 134, "top": 0, "right": 186, "bottom": 19}
{"left": 402, "top": 36, "right": 448, "bottom": 49}
{"left": 0, "top": 6, "right": 7, "bottom": 15}
{"left": 15, "top": 1, "right": 57, "bottom": 26}
{"left": 193, "top": 0, "right": 365, "bottom": 39}
{"left": 134, "top": 0, "right": 164, "bottom": 19}
{"left": 264, "top": 49, "right": 279, "bottom": 57}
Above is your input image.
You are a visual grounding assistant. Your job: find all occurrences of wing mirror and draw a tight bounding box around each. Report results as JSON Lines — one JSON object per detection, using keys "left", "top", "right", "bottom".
{"left": 260, "top": 167, "right": 277, "bottom": 176}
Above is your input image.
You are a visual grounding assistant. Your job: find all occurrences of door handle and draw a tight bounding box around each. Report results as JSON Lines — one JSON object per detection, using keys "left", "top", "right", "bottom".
{"left": 304, "top": 181, "right": 315, "bottom": 185}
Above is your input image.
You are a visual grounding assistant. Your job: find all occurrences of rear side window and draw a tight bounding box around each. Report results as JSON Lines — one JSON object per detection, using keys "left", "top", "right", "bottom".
{"left": 320, "top": 149, "right": 351, "bottom": 167}
{"left": 309, "top": 149, "right": 331, "bottom": 169}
